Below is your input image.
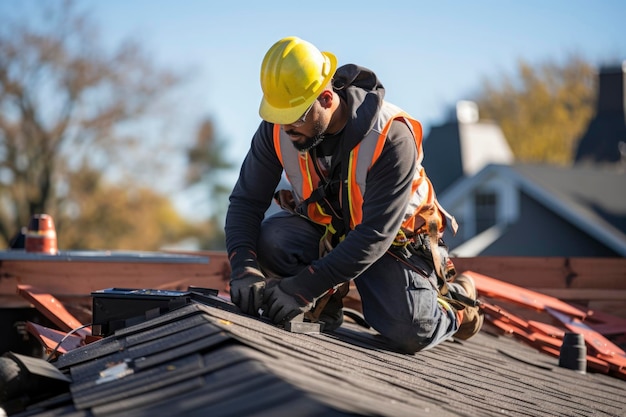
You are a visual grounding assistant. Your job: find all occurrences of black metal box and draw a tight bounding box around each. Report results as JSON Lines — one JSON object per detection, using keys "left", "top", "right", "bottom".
{"left": 91, "top": 288, "right": 191, "bottom": 337}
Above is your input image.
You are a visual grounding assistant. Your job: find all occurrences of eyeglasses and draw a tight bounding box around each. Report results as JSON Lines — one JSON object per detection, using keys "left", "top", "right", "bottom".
{"left": 289, "top": 101, "right": 315, "bottom": 127}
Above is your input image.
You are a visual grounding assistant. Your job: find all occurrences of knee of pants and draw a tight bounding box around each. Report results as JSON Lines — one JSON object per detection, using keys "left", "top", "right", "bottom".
{"left": 256, "top": 213, "right": 321, "bottom": 277}
{"left": 370, "top": 294, "right": 457, "bottom": 354}
{"left": 257, "top": 227, "right": 298, "bottom": 276}
{"left": 375, "top": 318, "right": 439, "bottom": 354}
{"left": 362, "top": 293, "right": 440, "bottom": 354}
{"left": 357, "top": 256, "right": 443, "bottom": 354}
{"left": 257, "top": 225, "right": 289, "bottom": 266}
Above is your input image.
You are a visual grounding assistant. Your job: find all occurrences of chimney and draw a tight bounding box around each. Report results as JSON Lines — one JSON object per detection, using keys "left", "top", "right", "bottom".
{"left": 574, "top": 61, "right": 626, "bottom": 164}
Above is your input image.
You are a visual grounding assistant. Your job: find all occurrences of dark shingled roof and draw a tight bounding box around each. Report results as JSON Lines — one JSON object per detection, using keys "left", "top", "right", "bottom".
{"left": 512, "top": 164, "right": 626, "bottom": 236}
{"left": 13, "top": 301, "right": 626, "bottom": 417}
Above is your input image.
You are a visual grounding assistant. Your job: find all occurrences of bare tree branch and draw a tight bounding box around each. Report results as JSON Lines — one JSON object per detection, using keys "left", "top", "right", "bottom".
{"left": 0, "top": 0, "right": 184, "bottom": 246}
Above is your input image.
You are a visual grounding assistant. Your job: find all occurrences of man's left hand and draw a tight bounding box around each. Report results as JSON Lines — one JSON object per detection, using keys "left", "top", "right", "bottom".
{"left": 263, "top": 278, "right": 314, "bottom": 324}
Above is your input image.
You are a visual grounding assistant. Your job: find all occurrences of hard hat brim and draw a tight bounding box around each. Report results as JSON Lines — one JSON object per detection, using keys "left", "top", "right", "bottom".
{"left": 259, "top": 51, "right": 337, "bottom": 125}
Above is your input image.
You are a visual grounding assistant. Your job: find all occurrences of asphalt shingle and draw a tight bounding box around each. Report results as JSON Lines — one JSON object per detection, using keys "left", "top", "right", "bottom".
{"left": 11, "top": 301, "right": 624, "bottom": 417}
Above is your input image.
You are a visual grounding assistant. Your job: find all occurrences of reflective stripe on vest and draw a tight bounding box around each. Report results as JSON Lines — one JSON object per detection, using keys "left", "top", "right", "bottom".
{"left": 273, "top": 101, "right": 447, "bottom": 233}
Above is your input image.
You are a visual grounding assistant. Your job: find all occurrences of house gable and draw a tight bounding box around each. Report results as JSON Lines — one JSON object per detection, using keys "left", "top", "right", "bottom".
{"left": 440, "top": 164, "right": 626, "bottom": 257}
{"left": 476, "top": 192, "right": 621, "bottom": 256}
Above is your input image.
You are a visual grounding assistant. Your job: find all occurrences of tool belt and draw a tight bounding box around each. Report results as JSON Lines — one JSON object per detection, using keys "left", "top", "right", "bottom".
{"left": 389, "top": 221, "right": 479, "bottom": 310}
{"left": 405, "top": 232, "right": 456, "bottom": 283}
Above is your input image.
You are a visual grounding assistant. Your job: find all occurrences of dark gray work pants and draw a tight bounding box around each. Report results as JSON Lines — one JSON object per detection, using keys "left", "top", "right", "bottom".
{"left": 257, "top": 211, "right": 459, "bottom": 353}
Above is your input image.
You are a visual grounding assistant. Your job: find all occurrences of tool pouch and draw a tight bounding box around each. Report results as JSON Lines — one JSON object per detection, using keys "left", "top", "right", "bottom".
{"left": 408, "top": 232, "right": 456, "bottom": 284}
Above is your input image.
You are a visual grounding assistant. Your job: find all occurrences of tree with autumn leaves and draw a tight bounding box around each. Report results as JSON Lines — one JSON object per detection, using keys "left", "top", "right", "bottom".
{"left": 0, "top": 2, "right": 230, "bottom": 250}
{"left": 473, "top": 56, "right": 597, "bottom": 165}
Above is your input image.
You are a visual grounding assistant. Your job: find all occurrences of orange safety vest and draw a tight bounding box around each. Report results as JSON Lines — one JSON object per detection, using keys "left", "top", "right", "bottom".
{"left": 273, "top": 101, "right": 455, "bottom": 237}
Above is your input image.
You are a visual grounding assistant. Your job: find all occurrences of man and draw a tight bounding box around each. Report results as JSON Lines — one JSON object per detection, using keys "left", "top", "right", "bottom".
{"left": 225, "top": 36, "right": 483, "bottom": 353}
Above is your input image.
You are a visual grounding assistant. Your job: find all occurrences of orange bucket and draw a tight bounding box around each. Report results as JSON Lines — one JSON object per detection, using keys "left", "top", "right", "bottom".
{"left": 25, "top": 214, "right": 58, "bottom": 255}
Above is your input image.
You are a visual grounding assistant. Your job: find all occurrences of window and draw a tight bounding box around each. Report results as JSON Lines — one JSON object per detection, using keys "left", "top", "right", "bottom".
{"left": 474, "top": 191, "right": 497, "bottom": 234}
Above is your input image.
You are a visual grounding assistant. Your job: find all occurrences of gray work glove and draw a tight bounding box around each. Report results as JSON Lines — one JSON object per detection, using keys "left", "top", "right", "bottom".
{"left": 230, "top": 267, "right": 265, "bottom": 316}
{"left": 228, "top": 249, "right": 266, "bottom": 316}
{"left": 263, "top": 277, "right": 315, "bottom": 324}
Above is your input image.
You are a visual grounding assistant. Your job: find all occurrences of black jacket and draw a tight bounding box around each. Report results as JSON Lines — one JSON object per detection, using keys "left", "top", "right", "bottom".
{"left": 225, "top": 65, "right": 418, "bottom": 296}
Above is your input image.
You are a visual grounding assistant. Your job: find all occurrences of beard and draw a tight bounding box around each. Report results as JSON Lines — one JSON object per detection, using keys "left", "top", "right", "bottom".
{"left": 293, "top": 134, "right": 324, "bottom": 153}
{"left": 287, "top": 120, "right": 326, "bottom": 153}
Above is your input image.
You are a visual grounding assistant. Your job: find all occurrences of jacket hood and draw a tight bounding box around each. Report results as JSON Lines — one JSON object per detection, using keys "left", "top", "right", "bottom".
{"left": 332, "top": 64, "right": 385, "bottom": 151}
{"left": 333, "top": 64, "right": 385, "bottom": 111}
{"left": 334, "top": 64, "right": 385, "bottom": 92}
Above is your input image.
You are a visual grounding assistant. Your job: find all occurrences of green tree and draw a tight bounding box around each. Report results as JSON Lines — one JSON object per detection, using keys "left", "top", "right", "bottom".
{"left": 473, "top": 55, "right": 596, "bottom": 165}
{"left": 0, "top": 1, "right": 185, "bottom": 248}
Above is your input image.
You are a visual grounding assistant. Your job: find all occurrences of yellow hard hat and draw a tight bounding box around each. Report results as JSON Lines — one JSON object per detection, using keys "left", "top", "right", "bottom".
{"left": 259, "top": 36, "right": 337, "bottom": 124}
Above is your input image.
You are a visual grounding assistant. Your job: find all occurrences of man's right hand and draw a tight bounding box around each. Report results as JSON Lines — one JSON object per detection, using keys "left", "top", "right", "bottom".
{"left": 229, "top": 267, "right": 266, "bottom": 315}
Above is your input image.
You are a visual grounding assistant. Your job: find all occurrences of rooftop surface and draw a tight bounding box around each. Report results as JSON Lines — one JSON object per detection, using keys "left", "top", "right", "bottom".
{"left": 10, "top": 300, "right": 626, "bottom": 417}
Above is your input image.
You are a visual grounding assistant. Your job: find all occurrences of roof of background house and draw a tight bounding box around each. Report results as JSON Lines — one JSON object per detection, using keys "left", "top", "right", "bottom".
{"left": 512, "top": 163, "right": 626, "bottom": 236}
{"left": 440, "top": 163, "right": 626, "bottom": 257}
{"left": 422, "top": 101, "right": 515, "bottom": 195}
{"left": 11, "top": 300, "right": 626, "bottom": 417}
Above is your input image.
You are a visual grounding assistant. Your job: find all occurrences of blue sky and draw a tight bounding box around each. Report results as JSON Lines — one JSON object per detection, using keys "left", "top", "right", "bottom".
{"left": 3, "top": 0, "right": 626, "bottom": 217}
{"left": 84, "top": 0, "right": 626, "bottom": 159}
